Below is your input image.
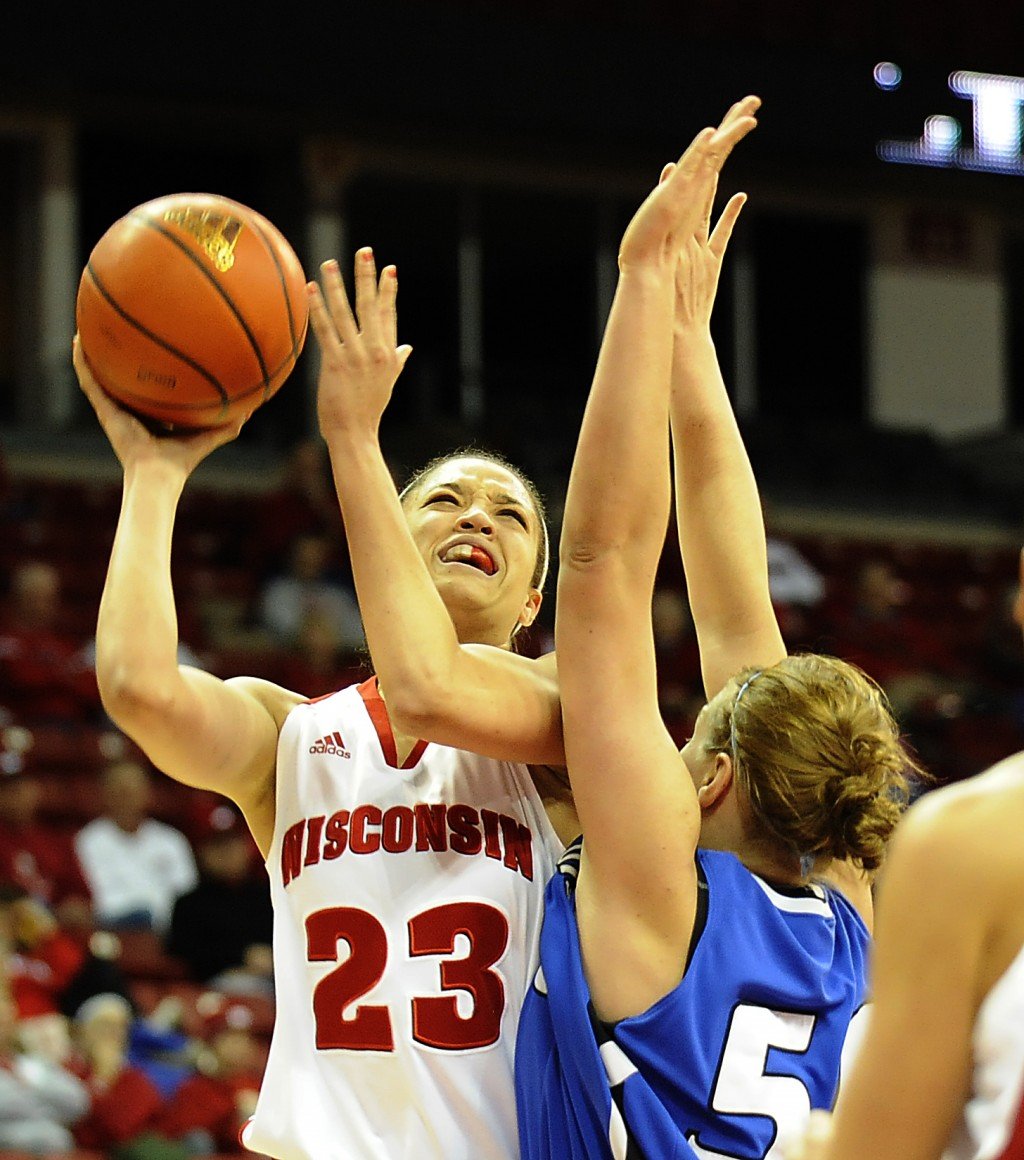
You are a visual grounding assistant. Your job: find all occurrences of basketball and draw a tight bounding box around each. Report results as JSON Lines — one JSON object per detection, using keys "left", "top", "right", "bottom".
{"left": 76, "top": 192, "right": 309, "bottom": 430}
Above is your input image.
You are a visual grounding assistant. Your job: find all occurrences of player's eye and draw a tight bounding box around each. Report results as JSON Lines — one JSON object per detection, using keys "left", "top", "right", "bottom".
{"left": 426, "top": 493, "right": 459, "bottom": 506}
{"left": 500, "top": 508, "right": 529, "bottom": 529}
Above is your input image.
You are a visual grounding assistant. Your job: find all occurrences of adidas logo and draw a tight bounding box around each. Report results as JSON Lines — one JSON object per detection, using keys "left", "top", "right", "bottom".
{"left": 309, "top": 731, "right": 351, "bottom": 758}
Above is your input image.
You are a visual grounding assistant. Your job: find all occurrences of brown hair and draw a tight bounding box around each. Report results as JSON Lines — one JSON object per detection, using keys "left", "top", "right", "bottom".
{"left": 704, "top": 654, "right": 924, "bottom": 872}
{"left": 398, "top": 447, "right": 550, "bottom": 592}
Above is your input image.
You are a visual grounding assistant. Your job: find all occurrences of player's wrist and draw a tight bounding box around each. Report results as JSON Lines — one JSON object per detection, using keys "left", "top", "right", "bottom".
{"left": 672, "top": 329, "right": 717, "bottom": 360}
{"left": 122, "top": 456, "right": 190, "bottom": 496}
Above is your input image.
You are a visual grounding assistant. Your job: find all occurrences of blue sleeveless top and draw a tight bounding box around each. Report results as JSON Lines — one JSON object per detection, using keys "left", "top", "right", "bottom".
{"left": 515, "top": 839, "right": 869, "bottom": 1160}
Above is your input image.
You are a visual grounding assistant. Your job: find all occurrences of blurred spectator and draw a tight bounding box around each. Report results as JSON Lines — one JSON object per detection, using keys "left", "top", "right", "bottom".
{"left": 0, "top": 560, "right": 101, "bottom": 728}
{"left": 125, "top": 1000, "right": 197, "bottom": 1103}
{"left": 67, "top": 992, "right": 164, "bottom": 1153}
{"left": 823, "top": 557, "right": 958, "bottom": 716}
{"left": 766, "top": 533, "right": 826, "bottom": 609}
{"left": 979, "top": 578, "right": 1024, "bottom": 695}
{"left": 75, "top": 760, "right": 198, "bottom": 935}
{"left": 166, "top": 803, "right": 273, "bottom": 997}
{"left": 0, "top": 764, "right": 93, "bottom": 929}
{"left": 258, "top": 530, "right": 363, "bottom": 654}
{"left": 766, "top": 530, "right": 827, "bottom": 645}
{"left": 275, "top": 608, "right": 366, "bottom": 698}
{"left": 0, "top": 885, "right": 131, "bottom": 1064}
{"left": 248, "top": 437, "right": 341, "bottom": 572}
{"left": 0, "top": 964, "right": 89, "bottom": 1153}
{"left": 154, "top": 992, "right": 264, "bottom": 1156}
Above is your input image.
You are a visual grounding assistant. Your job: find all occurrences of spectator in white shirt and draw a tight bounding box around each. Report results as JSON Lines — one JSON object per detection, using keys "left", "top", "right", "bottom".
{"left": 74, "top": 761, "right": 198, "bottom": 935}
{"left": 258, "top": 530, "right": 364, "bottom": 654}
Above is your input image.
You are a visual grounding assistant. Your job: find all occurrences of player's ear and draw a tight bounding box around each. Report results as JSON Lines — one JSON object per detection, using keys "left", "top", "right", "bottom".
{"left": 697, "top": 752, "right": 734, "bottom": 811}
{"left": 517, "top": 589, "right": 542, "bottom": 630}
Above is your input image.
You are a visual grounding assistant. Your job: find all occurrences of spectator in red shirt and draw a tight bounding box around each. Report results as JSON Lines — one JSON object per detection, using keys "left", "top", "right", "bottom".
{"left": 0, "top": 886, "right": 132, "bottom": 1065}
{"left": 0, "top": 762, "right": 93, "bottom": 930}
{"left": 823, "top": 558, "right": 959, "bottom": 717}
{"left": 68, "top": 991, "right": 164, "bottom": 1152}
{"left": 0, "top": 560, "right": 101, "bottom": 728}
{"left": 245, "top": 437, "right": 342, "bottom": 576}
{"left": 154, "top": 992, "right": 264, "bottom": 1154}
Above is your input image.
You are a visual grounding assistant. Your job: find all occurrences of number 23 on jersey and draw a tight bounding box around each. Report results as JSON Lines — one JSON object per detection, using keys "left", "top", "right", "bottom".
{"left": 306, "top": 902, "right": 511, "bottom": 1052}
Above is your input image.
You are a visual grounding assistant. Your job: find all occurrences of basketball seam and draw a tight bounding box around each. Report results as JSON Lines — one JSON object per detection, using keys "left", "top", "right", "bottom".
{"left": 133, "top": 212, "right": 272, "bottom": 390}
{"left": 245, "top": 214, "right": 303, "bottom": 398}
{"left": 100, "top": 345, "right": 298, "bottom": 414}
{"left": 83, "top": 263, "right": 231, "bottom": 415}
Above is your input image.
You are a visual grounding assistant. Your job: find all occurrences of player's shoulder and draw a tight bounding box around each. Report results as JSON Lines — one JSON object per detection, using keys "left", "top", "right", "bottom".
{"left": 884, "top": 758, "right": 1024, "bottom": 915}
{"left": 226, "top": 674, "right": 305, "bottom": 707}
{"left": 226, "top": 674, "right": 354, "bottom": 729}
{"left": 899, "top": 755, "right": 1024, "bottom": 859}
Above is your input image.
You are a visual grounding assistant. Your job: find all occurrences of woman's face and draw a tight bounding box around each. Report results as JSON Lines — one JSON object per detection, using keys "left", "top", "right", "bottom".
{"left": 403, "top": 457, "right": 544, "bottom": 643}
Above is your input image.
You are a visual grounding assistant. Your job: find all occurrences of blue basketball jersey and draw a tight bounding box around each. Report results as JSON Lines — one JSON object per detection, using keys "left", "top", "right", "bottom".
{"left": 515, "top": 839, "right": 869, "bottom": 1160}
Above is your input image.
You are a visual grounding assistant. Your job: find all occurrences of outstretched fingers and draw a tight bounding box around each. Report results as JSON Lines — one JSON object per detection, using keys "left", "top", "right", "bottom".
{"left": 306, "top": 279, "right": 340, "bottom": 359}
{"left": 377, "top": 264, "right": 399, "bottom": 352}
{"left": 317, "top": 259, "right": 360, "bottom": 347}
{"left": 708, "top": 192, "right": 748, "bottom": 259}
{"left": 353, "top": 246, "right": 381, "bottom": 345}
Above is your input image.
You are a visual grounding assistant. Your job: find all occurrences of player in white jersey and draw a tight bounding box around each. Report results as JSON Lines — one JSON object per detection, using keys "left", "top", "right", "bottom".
{"left": 72, "top": 234, "right": 577, "bottom": 1153}
{"left": 785, "top": 559, "right": 1024, "bottom": 1160}
{"left": 245, "top": 675, "right": 564, "bottom": 1156}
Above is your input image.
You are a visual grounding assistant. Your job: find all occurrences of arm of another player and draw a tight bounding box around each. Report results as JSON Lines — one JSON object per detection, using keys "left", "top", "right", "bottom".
{"left": 74, "top": 339, "right": 300, "bottom": 854}
{"left": 669, "top": 187, "right": 786, "bottom": 701}
{"left": 666, "top": 188, "right": 879, "bottom": 922}
{"left": 559, "top": 102, "right": 760, "bottom": 1021}
{"left": 806, "top": 789, "right": 985, "bottom": 1160}
{"left": 308, "top": 255, "right": 563, "bottom": 766}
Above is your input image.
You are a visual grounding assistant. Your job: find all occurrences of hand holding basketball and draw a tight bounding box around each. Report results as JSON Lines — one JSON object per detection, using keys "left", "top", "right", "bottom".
{"left": 76, "top": 192, "right": 308, "bottom": 430}
{"left": 73, "top": 335, "right": 246, "bottom": 476}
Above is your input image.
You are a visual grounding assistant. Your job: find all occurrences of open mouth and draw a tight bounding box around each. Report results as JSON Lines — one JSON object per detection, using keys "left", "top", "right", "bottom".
{"left": 440, "top": 543, "right": 498, "bottom": 576}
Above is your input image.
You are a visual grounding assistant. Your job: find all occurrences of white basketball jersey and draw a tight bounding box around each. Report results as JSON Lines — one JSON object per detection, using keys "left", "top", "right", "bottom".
{"left": 944, "top": 938, "right": 1024, "bottom": 1160}
{"left": 242, "top": 676, "right": 565, "bottom": 1160}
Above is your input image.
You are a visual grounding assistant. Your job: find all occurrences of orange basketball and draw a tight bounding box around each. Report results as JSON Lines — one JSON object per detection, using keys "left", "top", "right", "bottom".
{"left": 76, "top": 192, "right": 308, "bottom": 430}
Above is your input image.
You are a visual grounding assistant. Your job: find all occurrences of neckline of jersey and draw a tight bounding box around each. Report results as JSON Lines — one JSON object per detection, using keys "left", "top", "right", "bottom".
{"left": 357, "top": 676, "right": 430, "bottom": 771}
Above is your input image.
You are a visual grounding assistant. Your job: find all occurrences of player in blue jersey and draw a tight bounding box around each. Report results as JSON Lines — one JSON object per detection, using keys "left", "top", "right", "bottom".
{"left": 515, "top": 98, "right": 922, "bottom": 1160}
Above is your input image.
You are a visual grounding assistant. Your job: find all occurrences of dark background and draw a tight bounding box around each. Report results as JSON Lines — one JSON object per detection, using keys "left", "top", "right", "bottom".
{"left": 2, "top": 0, "right": 1024, "bottom": 512}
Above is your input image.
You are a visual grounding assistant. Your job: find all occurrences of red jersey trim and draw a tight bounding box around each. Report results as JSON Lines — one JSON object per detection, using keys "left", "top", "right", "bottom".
{"left": 357, "top": 676, "right": 429, "bottom": 770}
{"left": 999, "top": 1091, "right": 1024, "bottom": 1159}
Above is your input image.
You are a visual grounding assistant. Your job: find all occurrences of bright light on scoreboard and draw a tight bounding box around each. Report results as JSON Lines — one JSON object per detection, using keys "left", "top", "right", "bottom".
{"left": 878, "top": 68, "right": 1024, "bottom": 175}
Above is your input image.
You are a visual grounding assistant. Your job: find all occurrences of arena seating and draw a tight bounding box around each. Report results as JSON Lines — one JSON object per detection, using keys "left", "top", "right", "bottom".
{"left": 1, "top": 464, "right": 1022, "bottom": 1157}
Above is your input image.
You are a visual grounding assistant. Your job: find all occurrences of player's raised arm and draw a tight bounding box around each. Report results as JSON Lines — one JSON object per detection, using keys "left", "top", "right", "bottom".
{"left": 74, "top": 339, "right": 299, "bottom": 854}
{"left": 307, "top": 254, "right": 563, "bottom": 766}
{"left": 669, "top": 181, "right": 786, "bottom": 702}
{"left": 556, "top": 100, "right": 759, "bottom": 1019}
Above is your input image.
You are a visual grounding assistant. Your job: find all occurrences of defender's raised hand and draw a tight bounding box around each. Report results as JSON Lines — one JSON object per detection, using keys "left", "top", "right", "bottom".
{"left": 674, "top": 191, "right": 748, "bottom": 334}
{"left": 618, "top": 95, "right": 760, "bottom": 273}
{"left": 307, "top": 250, "right": 413, "bottom": 441}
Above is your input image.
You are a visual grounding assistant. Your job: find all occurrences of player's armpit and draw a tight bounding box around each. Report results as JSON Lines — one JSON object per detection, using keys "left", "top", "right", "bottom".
{"left": 106, "top": 666, "right": 298, "bottom": 822}
{"left": 385, "top": 644, "right": 564, "bottom": 766}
